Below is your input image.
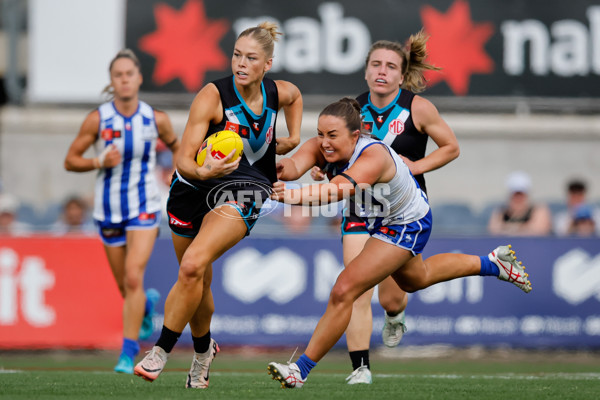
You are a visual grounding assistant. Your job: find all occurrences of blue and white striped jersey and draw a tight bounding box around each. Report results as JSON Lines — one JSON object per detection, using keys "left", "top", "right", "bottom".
{"left": 92, "top": 101, "right": 161, "bottom": 223}
{"left": 327, "top": 136, "right": 429, "bottom": 232}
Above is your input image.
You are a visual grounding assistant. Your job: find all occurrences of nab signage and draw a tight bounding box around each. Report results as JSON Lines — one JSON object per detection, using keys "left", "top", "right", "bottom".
{"left": 126, "top": 0, "right": 600, "bottom": 97}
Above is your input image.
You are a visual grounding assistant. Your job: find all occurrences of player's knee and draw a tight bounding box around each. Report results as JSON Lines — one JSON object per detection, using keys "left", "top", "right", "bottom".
{"left": 123, "top": 272, "right": 143, "bottom": 293}
{"left": 379, "top": 295, "right": 397, "bottom": 310}
{"left": 379, "top": 291, "right": 405, "bottom": 310}
{"left": 178, "top": 258, "right": 206, "bottom": 283}
{"left": 399, "top": 279, "right": 426, "bottom": 293}
{"left": 329, "top": 281, "right": 355, "bottom": 306}
{"left": 179, "top": 247, "right": 211, "bottom": 280}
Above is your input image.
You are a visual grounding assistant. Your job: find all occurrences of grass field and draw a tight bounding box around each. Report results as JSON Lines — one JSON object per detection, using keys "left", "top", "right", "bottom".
{"left": 1, "top": 346, "right": 599, "bottom": 400}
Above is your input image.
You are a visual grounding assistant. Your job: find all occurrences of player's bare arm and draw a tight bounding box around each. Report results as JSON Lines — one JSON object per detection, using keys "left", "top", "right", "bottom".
{"left": 340, "top": 143, "right": 394, "bottom": 188}
{"left": 275, "top": 80, "right": 303, "bottom": 155}
{"left": 155, "top": 110, "right": 180, "bottom": 163}
{"left": 273, "top": 143, "right": 390, "bottom": 205}
{"left": 407, "top": 96, "right": 459, "bottom": 175}
{"left": 176, "top": 84, "right": 240, "bottom": 181}
{"left": 64, "top": 110, "right": 120, "bottom": 172}
{"left": 277, "top": 137, "right": 322, "bottom": 181}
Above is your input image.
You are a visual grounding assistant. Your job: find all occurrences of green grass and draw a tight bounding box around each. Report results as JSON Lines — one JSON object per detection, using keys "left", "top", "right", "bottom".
{"left": 1, "top": 348, "right": 599, "bottom": 400}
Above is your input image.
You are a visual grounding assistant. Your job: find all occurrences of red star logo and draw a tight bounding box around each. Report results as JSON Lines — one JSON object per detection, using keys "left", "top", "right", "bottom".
{"left": 421, "top": 0, "right": 494, "bottom": 95}
{"left": 139, "top": 0, "right": 230, "bottom": 92}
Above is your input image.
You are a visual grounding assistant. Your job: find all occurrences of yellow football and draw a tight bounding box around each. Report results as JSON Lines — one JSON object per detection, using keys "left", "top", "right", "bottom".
{"left": 196, "top": 130, "right": 244, "bottom": 166}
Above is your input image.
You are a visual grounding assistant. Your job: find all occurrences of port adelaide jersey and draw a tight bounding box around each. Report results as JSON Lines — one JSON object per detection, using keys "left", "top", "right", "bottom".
{"left": 201, "top": 75, "right": 279, "bottom": 187}
{"left": 356, "top": 89, "right": 429, "bottom": 193}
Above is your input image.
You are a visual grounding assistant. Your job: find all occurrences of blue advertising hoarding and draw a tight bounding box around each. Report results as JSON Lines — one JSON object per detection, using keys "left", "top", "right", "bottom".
{"left": 144, "top": 237, "right": 600, "bottom": 348}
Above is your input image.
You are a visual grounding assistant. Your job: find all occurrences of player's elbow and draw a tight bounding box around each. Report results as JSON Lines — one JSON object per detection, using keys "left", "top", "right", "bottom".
{"left": 449, "top": 144, "right": 460, "bottom": 161}
{"left": 64, "top": 158, "right": 75, "bottom": 171}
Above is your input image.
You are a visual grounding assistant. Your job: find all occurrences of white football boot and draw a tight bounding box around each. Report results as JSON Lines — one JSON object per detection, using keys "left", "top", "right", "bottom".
{"left": 267, "top": 362, "right": 306, "bottom": 388}
{"left": 488, "top": 245, "right": 532, "bottom": 293}
{"left": 382, "top": 310, "right": 407, "bottom": 348}
{"left": 134, "top": 346, "right": 168, "bottom": 382}
{"left": 186, "top": 339, "right": 220, "bottom": 388}
{"left": 345, "top": 365, "right": 372, "bottom": 385}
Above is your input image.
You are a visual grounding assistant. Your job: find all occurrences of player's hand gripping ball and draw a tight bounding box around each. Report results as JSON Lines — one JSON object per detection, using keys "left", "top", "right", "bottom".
{"left": 196, "top": 130, "right": 244, "bottom": 166}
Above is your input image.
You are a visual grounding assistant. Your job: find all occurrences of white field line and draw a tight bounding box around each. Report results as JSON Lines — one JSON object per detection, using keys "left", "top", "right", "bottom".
{"left": 4, "top": 370, "right": 599, "bottom": 381}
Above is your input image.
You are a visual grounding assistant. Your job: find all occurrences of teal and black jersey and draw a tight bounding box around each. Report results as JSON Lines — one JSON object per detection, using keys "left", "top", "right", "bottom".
{"left": 356, "top": 89, "right": 428, "bottom": 193}
{"left": 189, "top": 75, "right": 279, "bottom": 189}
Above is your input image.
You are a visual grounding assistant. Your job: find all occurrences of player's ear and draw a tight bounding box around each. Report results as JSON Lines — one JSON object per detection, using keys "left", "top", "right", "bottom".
{"left": 264, "top": 58, "right": 273, "bottom": 73}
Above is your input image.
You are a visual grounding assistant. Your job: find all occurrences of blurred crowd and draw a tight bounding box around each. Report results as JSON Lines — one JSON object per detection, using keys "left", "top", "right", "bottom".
{"left": 486, "top": 171, "right": 598, "bottom": 237}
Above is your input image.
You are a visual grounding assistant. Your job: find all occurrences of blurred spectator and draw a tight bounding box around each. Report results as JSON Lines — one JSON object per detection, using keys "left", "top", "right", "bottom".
{"left": 487, "top": 171, "right": 552, "bottom": 236}
{"left": 50, "top": 195, "right": 95, "bottom": 235}
{"left": 567, "top": 204, "right": 597, "bottom": 237}
{"left": 553, "top": 179, "right": 600, "bottom": 236}
{"left": 0, "top": 193, "right": 31, "bottom": 236}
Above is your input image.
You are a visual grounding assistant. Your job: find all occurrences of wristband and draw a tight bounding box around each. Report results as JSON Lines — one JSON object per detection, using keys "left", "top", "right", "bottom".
{"left": 96, "top": 144, "right": 115, "bottom": 169}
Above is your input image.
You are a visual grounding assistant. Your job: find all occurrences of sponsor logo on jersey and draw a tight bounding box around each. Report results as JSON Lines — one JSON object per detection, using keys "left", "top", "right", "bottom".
{"left": 265, "top": 127, "right": 273, "bottom": 144}
{"left": 362, "top": 121, "right": 373, "bottom": 134}
{"left": 101, "top": 128, "right": 122, "bottom": 141}
{"left": 388, "top": 119, "right": 405, "bottom": 135}
{"left": 225, "top": 121, "right": 250, "bottom": 139}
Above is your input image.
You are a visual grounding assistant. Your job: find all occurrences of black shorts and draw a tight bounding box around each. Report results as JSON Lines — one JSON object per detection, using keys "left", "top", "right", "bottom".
{"left": 341, "top": 200, "right": 368, "bottom": 235}
{"left": 167, "top": 177, "right": 269, "bottom": 238}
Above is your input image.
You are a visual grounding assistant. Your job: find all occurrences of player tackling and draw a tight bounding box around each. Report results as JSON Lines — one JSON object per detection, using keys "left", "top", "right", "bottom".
{"left": 266, "top": 97, "right": 531, "bottom": 389}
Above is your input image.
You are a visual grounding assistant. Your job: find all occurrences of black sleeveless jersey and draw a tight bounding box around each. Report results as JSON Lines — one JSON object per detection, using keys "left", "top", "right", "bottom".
{"left": 356, "top": 89, "right": 429, "bottom": 194}
{"left": 191, "top": 75, "right": 279, "bottom": 188}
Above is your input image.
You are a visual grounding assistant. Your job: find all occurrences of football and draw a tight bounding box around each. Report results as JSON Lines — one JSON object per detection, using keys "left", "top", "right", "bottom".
{"left": 196, "top": 130, "right": 244, "bottom": 166}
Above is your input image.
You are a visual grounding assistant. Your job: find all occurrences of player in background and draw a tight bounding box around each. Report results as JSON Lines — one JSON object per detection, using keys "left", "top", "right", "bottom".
{"left": 310, "top": 31, "right": 459, "bottom": 384}
{"left": 64, "top": 49, "right": 180, "bottom": 373}
{"left": 133, "top": 22, "right": 303, "bottom": 388}
{"left": 267, "top": 97, "right": 531, "bottom": 389}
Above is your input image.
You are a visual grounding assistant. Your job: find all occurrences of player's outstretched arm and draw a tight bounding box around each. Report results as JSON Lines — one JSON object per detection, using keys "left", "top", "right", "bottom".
{"left": 276, "top": 137, "right": 323, "bottom": 181}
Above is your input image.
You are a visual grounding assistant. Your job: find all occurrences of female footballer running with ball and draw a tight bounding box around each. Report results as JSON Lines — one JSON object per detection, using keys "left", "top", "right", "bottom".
{"left": 133, "top": 22, "right": 303, "bottom": 389}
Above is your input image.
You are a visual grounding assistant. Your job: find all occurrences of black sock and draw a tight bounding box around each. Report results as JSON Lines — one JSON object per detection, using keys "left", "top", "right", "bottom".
{"left": 349, "top": 350, "right": 370, "bottom": 370}
{"left": 192, "top": 331, "right": 211, "bottom": 354}
{"left": 155, "top": 326, "right": 181, "bottom": 353}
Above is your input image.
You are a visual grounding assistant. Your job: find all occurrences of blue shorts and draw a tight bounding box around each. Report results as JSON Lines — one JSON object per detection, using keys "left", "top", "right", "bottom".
{"left": 370, "top": 210, "right": 433, "bottom": 256}
{"left": 95, "top": 211, "right": 161, "bottom": 246}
